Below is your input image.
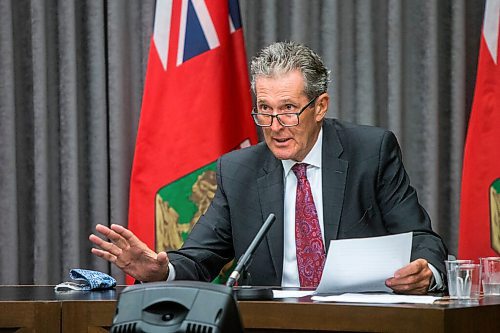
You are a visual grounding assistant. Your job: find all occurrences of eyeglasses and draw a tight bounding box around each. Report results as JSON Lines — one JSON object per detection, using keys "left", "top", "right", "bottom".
{"left": 251, "top": 96, "right": 318, "bottom": 127}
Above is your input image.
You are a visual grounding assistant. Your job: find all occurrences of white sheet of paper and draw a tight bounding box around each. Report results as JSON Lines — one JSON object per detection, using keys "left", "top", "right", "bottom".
{"left": 272, "top": 290, "right": 315, "bottom": 298}
{"left": 315, "top": 232, "right": 412, "bottom": 294}
{"left": 311, "top": 293, "right": 438, "bottom": 304}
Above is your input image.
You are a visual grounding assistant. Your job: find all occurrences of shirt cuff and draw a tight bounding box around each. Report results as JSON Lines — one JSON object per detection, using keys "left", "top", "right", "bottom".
{"left": 166, "top": 262, "right": 176, "bottom": 281}
{"left": 427, "top": 263, "right": 444, "bottom": 291}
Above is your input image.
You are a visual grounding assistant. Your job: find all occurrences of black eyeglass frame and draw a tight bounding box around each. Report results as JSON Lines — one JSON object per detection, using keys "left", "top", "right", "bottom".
{"left": 251, "top": 95, "right": 319, "bottom": 127}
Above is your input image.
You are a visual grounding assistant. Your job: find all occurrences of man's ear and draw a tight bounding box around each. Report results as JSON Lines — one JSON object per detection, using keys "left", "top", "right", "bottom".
{"left": 315, "top": 93, "right": 329, "bottom": 121}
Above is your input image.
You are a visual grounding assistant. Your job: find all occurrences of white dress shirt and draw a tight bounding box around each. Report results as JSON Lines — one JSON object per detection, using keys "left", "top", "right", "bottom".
{"left": 281, "top": 129, "right": 324, "bottom": 287}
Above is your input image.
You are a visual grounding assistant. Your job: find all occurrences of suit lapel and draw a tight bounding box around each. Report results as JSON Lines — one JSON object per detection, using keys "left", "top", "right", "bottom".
{"left": 257, "top": 151, "right": 284, "bottom": 283}
{"left": 254, "top": 119, "right": 347, "bottom": 281}
{"left": 322, "top": 120, "right": 348, "bottom": 252}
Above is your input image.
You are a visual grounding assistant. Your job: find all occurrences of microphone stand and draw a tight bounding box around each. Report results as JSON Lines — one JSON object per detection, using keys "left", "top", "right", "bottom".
{"left": 226, "top": 213, "right": 276, "bottom": 300}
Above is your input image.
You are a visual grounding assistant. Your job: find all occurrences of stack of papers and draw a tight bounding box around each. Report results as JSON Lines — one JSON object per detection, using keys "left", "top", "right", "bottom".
{"left": 273, "top": 290, "right": 315, "bottom": 298}
{"left": 311, "top": 293, "right": 439, "bottom": 304}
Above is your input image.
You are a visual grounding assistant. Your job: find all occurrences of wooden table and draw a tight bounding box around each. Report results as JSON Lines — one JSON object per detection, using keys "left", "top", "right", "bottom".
{"left": 1, "top": 285, "right": 500, "bottom": 332}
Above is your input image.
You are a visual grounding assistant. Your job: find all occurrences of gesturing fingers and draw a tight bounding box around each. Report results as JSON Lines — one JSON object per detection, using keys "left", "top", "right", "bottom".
{"left": 94, "top": 223, "right": 131, "bottom": 249}
{"left": 91, "top": 248, "right": 117, "bottom": 263}
{"left": 89, "top": 234, "right": 123, "bottom": 257}
{"left": 90, "top": 223, "right": 168, "bottom": 281}
{"left": 110, "top": 224, "right": 143, "bottom": 247}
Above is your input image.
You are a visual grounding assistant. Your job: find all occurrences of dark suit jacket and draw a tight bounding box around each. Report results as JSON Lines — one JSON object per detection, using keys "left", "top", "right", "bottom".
{"left": 168, "top": 118, "right": 448, "bottom": 286}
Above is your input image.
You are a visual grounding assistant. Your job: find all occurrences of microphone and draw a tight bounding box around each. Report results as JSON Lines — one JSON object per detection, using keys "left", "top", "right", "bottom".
{"left": 226, "top": 213, "right": 276, "bottom": 289}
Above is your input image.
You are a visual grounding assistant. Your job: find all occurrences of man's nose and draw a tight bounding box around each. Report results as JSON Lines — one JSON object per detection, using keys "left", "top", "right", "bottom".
{"left": 270, "top": 116, "right": 284, "bottom": 131}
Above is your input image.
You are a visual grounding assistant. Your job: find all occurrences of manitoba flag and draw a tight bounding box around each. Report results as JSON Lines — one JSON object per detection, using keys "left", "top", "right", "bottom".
{"left": 458, "top": 0, "right": 500, "bottom": 260}
{"left": 128, "top": 0, "right": 257, "bottom": 283}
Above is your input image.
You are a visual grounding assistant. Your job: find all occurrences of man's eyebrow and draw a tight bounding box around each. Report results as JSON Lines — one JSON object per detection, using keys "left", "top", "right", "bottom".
{"left": 256, "top": 98, "right": 298, "bottom": 105}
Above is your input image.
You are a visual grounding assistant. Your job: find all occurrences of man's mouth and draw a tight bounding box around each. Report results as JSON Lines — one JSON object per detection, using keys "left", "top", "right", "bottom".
{"left": 274, "top": 138, "right": 291, "bottom": 144}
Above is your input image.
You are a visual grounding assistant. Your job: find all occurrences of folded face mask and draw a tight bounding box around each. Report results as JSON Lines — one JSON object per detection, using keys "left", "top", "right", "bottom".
{"left": 55, "top": 269, "right": 116, "bottom": 291}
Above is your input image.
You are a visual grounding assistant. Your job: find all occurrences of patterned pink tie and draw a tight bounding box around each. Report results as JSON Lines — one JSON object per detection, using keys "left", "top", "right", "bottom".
{"left": 292, "top": 163, "right": 326, "bottom": 288}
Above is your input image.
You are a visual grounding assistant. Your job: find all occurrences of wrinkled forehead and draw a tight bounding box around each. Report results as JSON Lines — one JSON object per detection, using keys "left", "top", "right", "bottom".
{"left": 254, "top": 68, "right": 305, "bottom": 84}
{"left": 254, "top": 70, "right": 307, "bottom": 99}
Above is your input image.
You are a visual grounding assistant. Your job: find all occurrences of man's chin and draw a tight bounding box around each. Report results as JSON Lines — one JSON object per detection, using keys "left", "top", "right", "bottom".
{"left": 269, "top": 147, "right": 294, "bottom": 160}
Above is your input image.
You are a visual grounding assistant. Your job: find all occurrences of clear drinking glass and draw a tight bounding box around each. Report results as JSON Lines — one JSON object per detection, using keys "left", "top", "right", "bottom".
{"left": 480, "top": 257, "right": 500, "bottom": 296}
{"left": 445, "top": 260, "right": 481, "bottom": 299}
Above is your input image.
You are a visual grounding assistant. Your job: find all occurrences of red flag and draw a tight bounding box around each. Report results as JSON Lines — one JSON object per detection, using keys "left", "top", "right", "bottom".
{"left": 458, "top": 0, "right": 500, "bottom": 261}
{"left": 127, "top": 0, "right": 257, "bottom": 283}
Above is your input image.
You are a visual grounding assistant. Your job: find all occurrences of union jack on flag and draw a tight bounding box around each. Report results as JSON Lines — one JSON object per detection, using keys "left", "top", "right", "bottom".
{"left": 153, "top": 0, "right": 244, "bottom": 69}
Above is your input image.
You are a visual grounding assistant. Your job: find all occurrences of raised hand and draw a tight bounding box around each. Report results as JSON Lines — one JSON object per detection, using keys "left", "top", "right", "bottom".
{"left": 89, "top": 224, "right": 169, "bottom": 282}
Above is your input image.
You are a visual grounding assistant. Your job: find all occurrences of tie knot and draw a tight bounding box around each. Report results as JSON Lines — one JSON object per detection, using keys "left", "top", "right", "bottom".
{"left": 292, "top": 163, "right": 308, "bottom": 180}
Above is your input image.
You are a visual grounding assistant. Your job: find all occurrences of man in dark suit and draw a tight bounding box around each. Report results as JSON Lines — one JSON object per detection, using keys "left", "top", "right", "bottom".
{"left": 90, "top": 41, "right": 447, "bottom": 294}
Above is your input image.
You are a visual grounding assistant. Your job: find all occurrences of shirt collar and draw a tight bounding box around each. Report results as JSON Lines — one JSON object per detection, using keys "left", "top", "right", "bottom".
{"left": 282, "top": 128, "right": 323, "bottom": 177}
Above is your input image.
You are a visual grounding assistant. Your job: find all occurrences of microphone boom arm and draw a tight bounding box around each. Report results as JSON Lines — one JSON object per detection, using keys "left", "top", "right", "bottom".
{"left": 226, "top": 213, "right": 276, "bottom": 287}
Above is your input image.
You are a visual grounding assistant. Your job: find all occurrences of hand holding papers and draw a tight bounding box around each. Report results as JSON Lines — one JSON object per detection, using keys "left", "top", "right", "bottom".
{"left": 273, "top": 232, "right": 432, "bottom": 302}
{"left": 315, "top": 232, "right": 412, "bottom": 294}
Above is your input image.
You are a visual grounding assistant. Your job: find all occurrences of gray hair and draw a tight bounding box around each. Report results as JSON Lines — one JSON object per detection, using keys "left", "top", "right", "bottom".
{"left": 250, "top": 41, "right": 331, "bottom": 99}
